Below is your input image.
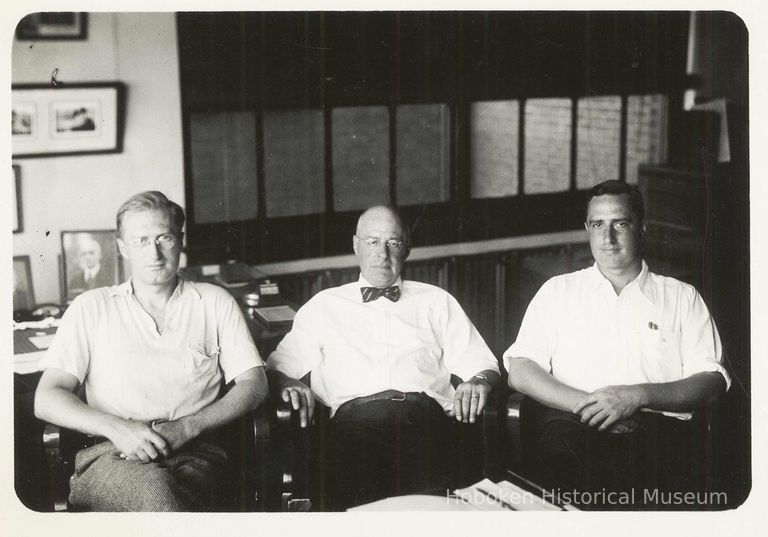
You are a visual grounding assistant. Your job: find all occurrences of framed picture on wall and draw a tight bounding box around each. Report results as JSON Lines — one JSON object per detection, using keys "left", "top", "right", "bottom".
{"left": 61, "top": 230, "right": 120, "bottom": 303}
{"left": 13, "top": 256, "right": 35, "bottom": 312}
{"left": 16, "top": 12, "right": 88, "bottom": 40}
{"left": 12, "top": 83, "right": 125, "bottom": 158}
{"left": 12, "top": 165, "right": 22, "bottom": 233}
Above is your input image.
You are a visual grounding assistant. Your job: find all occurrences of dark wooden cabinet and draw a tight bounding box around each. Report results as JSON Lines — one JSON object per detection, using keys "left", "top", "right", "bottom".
{"left": 638, "top": 164, "right": 707, "bottom": 290}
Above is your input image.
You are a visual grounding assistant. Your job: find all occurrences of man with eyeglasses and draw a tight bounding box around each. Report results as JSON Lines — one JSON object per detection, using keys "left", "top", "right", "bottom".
{"left": 267, "top": 205, "right": 500, "bottom": 510}
{"left": 35, "top": 191, "right": 267, "bottom": 511}
{"left": 504, "top": 180, "right": 729, "bottom": 508}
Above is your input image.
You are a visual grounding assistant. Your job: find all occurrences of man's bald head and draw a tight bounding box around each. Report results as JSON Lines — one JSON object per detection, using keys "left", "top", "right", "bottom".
{"left": 353, "top": 205, "right": 410, "bottom": 287}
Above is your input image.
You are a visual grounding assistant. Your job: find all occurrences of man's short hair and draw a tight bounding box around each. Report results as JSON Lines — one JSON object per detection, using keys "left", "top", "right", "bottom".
{"left": 116, "top": 191, "right": 185, "bottom": 238}
{"left": 586, "top": 180, "right": 645, "bottom": 223}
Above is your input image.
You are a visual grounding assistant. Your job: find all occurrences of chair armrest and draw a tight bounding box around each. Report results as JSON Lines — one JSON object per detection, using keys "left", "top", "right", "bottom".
{"left": 41, "top": 423, "right": 91, "bottom": 512}
{"left": 505, "top": 392, "right": 525, "bottom": 474}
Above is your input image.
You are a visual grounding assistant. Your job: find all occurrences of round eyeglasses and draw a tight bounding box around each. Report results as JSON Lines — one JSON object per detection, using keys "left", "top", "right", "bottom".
{"left": 355, "top": 235, "right": 405, "bottom": 251}
{"left": 124, "top": 234, "right": 178, "bottom": 250}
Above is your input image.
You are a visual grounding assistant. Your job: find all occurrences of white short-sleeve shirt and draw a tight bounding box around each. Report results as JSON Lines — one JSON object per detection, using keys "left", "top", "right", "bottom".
{"left": 267, "top": 276, "right": 499, "bottom": 416}
{"left": 40, "top": 278, "right": 264, "bottom": 422}
{"left": 504, "top": 262, "right": 729, "bottom": 418}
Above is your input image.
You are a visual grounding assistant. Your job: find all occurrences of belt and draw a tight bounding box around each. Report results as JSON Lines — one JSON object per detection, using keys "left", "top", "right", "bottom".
{"left": 335, "top": 390, "right": 423, "bottom": 417}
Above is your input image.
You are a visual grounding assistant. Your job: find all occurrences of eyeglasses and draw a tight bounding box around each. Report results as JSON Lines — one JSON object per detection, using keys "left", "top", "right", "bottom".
{"left": 124, "top": 234, "right": 178, "bottom": 250}
{"left": 355, "top": 235, "right": 405, "bottom": 251}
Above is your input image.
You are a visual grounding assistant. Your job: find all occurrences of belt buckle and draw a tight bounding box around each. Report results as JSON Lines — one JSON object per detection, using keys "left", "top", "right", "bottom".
{"left": 390, "top": 391, "right": 407, "bottom": 402}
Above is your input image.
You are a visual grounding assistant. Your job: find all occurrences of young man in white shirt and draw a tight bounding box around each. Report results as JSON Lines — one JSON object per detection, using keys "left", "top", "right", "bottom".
{"left": 504, "top": 180, "right": 729, "bottom": 508}
{"left": 35, "top": 191, "right": 267, "bottom": 511}
{"left": 268, "top": 205, "right": 500, "bottom": 510}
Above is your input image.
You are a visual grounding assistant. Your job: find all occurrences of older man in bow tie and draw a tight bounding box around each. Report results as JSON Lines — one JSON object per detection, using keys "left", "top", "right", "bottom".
{"left": 267, "top": 205, "right": 499, "bottom": 510}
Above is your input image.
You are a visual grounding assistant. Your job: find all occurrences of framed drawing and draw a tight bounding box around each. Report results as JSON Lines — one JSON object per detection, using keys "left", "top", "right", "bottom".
{"left": 12, "top": 82, "right": 125, "bottom": 158}
{"left": 13, "top": 256, "right": 35, "bottom": 312}
{"left": 61, "top": 230, "right": 120, "bottom": 302}
{"left": 16, "top": 12, "right": 88, "bottom": 40}
{"left": 12, "top": 165, "right": 22, "bottom": 233}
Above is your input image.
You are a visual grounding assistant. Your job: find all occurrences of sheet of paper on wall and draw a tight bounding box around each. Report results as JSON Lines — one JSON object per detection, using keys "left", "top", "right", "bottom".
{"left": 691, "top": 97, "right": 731, "bottom": 163}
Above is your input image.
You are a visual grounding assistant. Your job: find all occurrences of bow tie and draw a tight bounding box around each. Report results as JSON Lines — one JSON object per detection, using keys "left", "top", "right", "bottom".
{"left": 361, "top": 286, "right": 401, "bottom": 303}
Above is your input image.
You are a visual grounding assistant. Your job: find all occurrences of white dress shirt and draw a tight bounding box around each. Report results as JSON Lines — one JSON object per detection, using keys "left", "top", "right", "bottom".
{"left": 40, "top": 278, "right": 263, "bottom": 422}
{"left": 268, "top": 275, "right": 499, "bottom": 416}
{"left": 504, "top": 262, "right": 729, "bottom": 419}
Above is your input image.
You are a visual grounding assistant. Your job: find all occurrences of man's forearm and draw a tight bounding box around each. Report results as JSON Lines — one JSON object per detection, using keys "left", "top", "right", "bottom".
{"left": 184, "top": 367, "right": 269, "bottom": 438}
{"left": 35, "top": 385, "right": 124, "bottom": 439}
{"left": 506, "top": 357, "right": 587, "bottom": 412}
{"left": 635, "top": 371, "right": 726, "bottom": 412}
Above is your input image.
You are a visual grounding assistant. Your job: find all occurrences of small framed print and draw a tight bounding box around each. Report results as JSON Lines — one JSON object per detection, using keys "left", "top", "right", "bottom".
{"left": 61, "top": 230, "right": 120, "bottom": 303}
{"left": 13, "top": 256, "right": 35, "bottom": 312}
{"left": 12, "top": 83, "right": 125, "bottom": 158}
{"left": 16, "top": 12, "right": 88, "bottom": 40}
{"left": 12, "top": 165, "right": 22, "bottom": 233}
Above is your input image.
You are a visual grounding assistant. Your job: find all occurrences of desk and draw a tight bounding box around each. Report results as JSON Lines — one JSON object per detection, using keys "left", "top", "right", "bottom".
{"left": 348, "top": 470, "right": 576, "bottom": 511}
{"left": 14, "top": 326, "right": 56, "bottom": 374}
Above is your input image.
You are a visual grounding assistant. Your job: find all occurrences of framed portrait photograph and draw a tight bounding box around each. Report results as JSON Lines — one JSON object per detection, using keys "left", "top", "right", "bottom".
{"left": 12, "top": 83, "right": 125, "bottom": 158}
{"left": 61, "top": 230, "right": 120, "bottom": 303}
{"left": 16, "top": 12, "right": 88, "bottom": 40}
{"left": 12, "top": 165, "right": 22, "bottom": 233}
{"left": 13, "top": 256, "right": 35, "bottom": 312}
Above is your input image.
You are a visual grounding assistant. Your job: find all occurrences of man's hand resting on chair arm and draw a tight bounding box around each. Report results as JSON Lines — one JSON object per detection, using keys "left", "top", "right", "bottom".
{"left": 452, "top": 369, "right": 501, "bottom": 424}
{"left": 573, "top": 371, "right": 727, "bottom": 432}
{"left": 266, "top": 369, "right": 315, "bottom": 428}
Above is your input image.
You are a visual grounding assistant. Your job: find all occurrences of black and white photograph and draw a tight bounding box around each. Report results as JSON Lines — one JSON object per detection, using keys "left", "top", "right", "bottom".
{"left": 60, "top": 230, "right": 120, "bottom": 303}
{"left": 11, "top": 102, "right": 36, "bottom": 137}
{"left": 11, "top": 83, "right": 123, "bottom": 158}
{"left": 6, "top": 7, "right": 759, "bottom": 532}
{"left": 15, "top": 12, "right": 88, "bottom": 40}
{"left": 52, "top": 102, "right": 99, "bottom": 135}
{"left": 12, "top": 256, "right": 35, "bottom": 312}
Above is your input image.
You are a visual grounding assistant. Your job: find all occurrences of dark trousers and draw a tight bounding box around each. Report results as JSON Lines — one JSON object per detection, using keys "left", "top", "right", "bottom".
{"left": 520, "top": 397, "right": 713, "bottom": 510}
{"left": 312, "top": 392, "right": 483, "bottom": 511}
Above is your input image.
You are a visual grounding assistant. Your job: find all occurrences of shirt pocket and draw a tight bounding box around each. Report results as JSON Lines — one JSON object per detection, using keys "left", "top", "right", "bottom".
{"left": 187, "top": 341, "right": 221, "bottom": 380}
{"left": 640, "top": 329, "right": 683, "bottom": 382}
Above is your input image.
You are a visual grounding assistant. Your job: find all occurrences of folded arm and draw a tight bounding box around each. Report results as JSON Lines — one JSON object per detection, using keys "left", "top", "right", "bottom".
{"left": 573, "top": 371, "right": 727, "bottom": 431}
{"left": 35, "top": 368, "right": 169, "bottom": 463}
{"left": 506, "top": 357, "right": 589, "bottom": 412}
{"left": 153, "top": 366, "right": 268, "bottom": 450}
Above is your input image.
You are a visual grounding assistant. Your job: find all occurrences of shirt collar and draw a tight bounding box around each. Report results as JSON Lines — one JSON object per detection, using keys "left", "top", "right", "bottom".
{"left": 588, "top": 260, "right": 654, "bottom": 304}
{"left": 109, "top": 274, "right": 200, "bottom": 300}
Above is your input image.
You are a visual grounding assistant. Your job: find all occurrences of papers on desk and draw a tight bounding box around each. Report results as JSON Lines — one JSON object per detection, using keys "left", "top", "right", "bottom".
{"left": 454, "top": 478, "right": 566, "bottom": 511}
{"left": 29, "top": 334, "right": 55, "bottom": 350}
{"left": 348, "top": 494, "right": 477, "bottom": 511}
{"left": 14, "top": 351, "right": 46, "bottom": 375}
{"left": 348, "top": 478, "right": 574, "bottom": 511}
{"left": 13, "top": 317, "right": 60, "bottom": 331}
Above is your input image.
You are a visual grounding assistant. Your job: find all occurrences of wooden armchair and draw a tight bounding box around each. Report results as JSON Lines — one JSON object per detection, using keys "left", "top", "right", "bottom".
{"left": 41, "top": 394, "right": 298, "bottom": 512}
{"left": 269, "top": 374, "right": 507, "bottom": 511}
